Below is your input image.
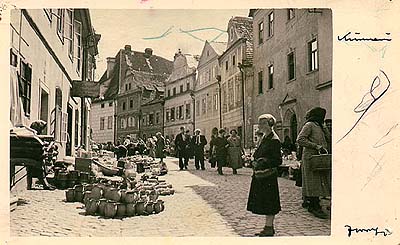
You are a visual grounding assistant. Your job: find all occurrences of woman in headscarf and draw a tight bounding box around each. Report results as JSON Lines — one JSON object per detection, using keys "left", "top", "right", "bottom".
{"left": 247, "top": 114, "right": 282, "bottom": 236}
{"left": 296, "top": 107, "right": 331, "bottom": 219}
{"left": 227, "top": 129, "right": 245, "bottom": 174}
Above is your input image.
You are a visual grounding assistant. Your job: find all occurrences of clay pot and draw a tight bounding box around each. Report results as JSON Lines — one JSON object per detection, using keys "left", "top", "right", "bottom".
{"left": 149, "top": 190, "right": 159, "bottom": 202}
{"left": 135, "top": 201, "right": 145, "bottom": 215}
{"left": 120, "top": 189, "right": 127, "bottom": 203}
{"left": 74, "top": 191, "right": 84, "bottom": 203}
{"left": 125, "top": 203, "right": 136, "bottom": 217}
{"left": 98, "top": 198, "right": 108, "bottom": 216}
{"left": 91, "top": 185, "right": 103, "bottom": 200}
{"left": 85, "top": 199, "right": 98, "bottom": 215}
{"left": 116, "top": 203, "right": 126, "bottom": 217}
{"left": 102, "top": 184, "right": 112, "bottom": 199}
{"left": 74, "top": 184, "right": 84, "bottom": 192}
{"left": 124, "top": 191, "right": 138, "bottom": 204}
{"left": 154, "top": 200, "right": 164, "bottom": 213}
{"left": 107, "top": 188, "right": 121, "bottom": 202}
{"left": 145, "top": 201, "right": 154, "bottom": 214}
{"left": 69, "top": 170, "right": 79, "bottom": 181}
{"left": 80, "top": 172, "right": 89, "bottom": 183}
{"left": 104, "top": 200, "right": 117, "bottom": 218}
{"left": 58, "top": 172, "right": 69, "bottom": 189}
{"left": 83, "top": 191, "right": 92, "bottom": 204}
{"left": 65, "top": 188, "right": 75, "bottom": 202}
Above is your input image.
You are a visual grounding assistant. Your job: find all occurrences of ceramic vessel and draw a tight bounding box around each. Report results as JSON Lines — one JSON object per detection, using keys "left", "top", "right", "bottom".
{"left": 104, "top": 200, "right": 117, "bottom": 218}
{"left": 107, "top": 188, "right": 121, "bottom": 202}
{"left": 116, "top": 203, "right": 126, "bottom": 217}
{"left": 135, "top": 201, "right": 145, "bottom": 215}
{"left": 65, "top": 188, "right": 75, "bottom": 202}
{"left": 125, "top": 203, "right": 136, "bottom": 217}
{"left": 85, "top": 199, "right": 98, "bottom": 215}
{"left": 98, "top": 198, "right": 107, "bottom": 216}
{"left": 145, "top": 201, "right": 154, "bottom": 214}
{"left": 154, "top": 200, "right": 164, "bottom": 213}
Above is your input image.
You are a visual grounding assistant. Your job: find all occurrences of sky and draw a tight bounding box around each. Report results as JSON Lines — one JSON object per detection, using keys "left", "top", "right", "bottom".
{"left": 90, "top": 9, "right": 249, "bottom": 79}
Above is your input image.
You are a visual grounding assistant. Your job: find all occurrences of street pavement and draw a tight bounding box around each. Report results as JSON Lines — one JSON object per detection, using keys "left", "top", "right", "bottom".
{"left": 10, "top": 157, "right": 330, "bottom": 237}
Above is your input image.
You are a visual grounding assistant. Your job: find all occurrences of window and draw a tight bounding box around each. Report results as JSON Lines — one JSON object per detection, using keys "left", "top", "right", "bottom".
{"left": 268, "top": 12, "right": 274, "bottom": 37}
{"left": 125, "top": 84, "right": 128, "bottom": 91}
{"left": 129, "top": 99, "right": 133, "bottom": 108}
{"left": 170, "top": 108, "right": 175, "bottom": 120}
{"left": 121, "top": 118, "right": 126, "bottom": 129}
{"left": 235, "top": 80, "right": 241, "bottom": 105}
{"left": 65, "top": 9, "right": 73, "bottom": 59}
{"left": 10, "top": 49, "right": 18, "bottom": 67}
{"left": 201, "top": 98, "right": 207, "bottom": 114}
{"left": 186, "top": 82, "right": 190, "bottom": 91}
{"left": 128, "top": 83, "right": 131, "bottom": 90}
{"left": 288, "top": 51, "right": 296, "bottom": 80}
{"left": 167, "top": 89, "right": 171, "bottom": 97}
{"left": 258, "top": 21, "right": 264, "bottom": 44}
{"left": 107, "top": 116, "right": 113, "bottom": 129}
{"left": 149, "top": 114, "right": 154, "bottom": 125}
{"left": 100, "top": 117, "right": 105, "bottom": 130}
{"left": 75, "top": 109, "right": 79, "bottom": 145}
{"left": 213, "top": 94, "right": 218, "bottom": 111}
{"left": 55, "top": 9, "right": 64, "bottom": 42}
{"left": 258, "top": 71, "right": 263, "bottom": 94}
{"left": 180, "top": 84, "right": 183, "bottom": 93}
{"left": 185, "top": 103, "right": 191, "bottom": 119}
{"left": 225, "top": 60, "right": 228, "bottom": 71}
{"left": 232, "top": 55, "right": 236, "bottom": 66}
{"left": 109, "top": 102, "right": 113, "bottom": 107}
{"left": 101, "top": 103, "right": 105, "bottom": 108}
{"left": 173, "top": 87, "right": 176, "bottom": 96}
{"left": 155, "top": 112, "right": 160, "bottom": 124}
{"left": 178, "top": 105, "right": 183, "bottom": 119}
{"left": 308, "top": 39, "right": 318, "bottom": 71}
{"left": 19, "top": 60, "right": 32, "bottom": 116}
{"left": 166, "top": 109, "right": 170, "bottom": 122}
{"left": 122, "top": 102, "right": 126, "bottom": 110}
{"left": 268, "top": 65, "right": 274, "bottom": 89}
{"left": 196, "top": 101, "right": 200, "bottom": 116}
{"left": 53, "top": 88, "right": 63, "bottom": 140}
{"left": 288, "top": 9, "right": 295, "bottom": 20}
{"left": 74, "top": 20, "right": 82, "bottom": 73}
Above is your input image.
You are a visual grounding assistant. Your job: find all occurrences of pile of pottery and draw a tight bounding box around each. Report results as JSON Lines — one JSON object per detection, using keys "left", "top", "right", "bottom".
{"left": 54, "top": 169, "right": 93, "bottom": 189}
{"left": 65, "top": 179, "right": 166, "bottom": 218}
{"left": 140, "top": 175, "right": 175, "bottom": 196}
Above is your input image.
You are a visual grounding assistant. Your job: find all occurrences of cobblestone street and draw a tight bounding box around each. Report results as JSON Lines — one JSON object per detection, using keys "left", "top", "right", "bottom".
{"left": 10, "top": 157, "right": 330, "bottom": 237}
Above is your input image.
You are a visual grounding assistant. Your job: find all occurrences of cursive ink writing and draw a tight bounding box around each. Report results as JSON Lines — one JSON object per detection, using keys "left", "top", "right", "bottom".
{"left": 338, "top": 32, "right": 392, "bottom": 42}
{"left": 344, "top": 225, "right": 392, "bottom": 237}
{"left": 337, "top": 70, "right": 391, "bottom": 142}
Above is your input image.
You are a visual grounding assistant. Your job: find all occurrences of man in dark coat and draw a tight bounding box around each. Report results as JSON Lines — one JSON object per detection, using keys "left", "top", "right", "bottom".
{"left": 191, "top": 129, "right": 207, "bottom": 170}
{"left": 174, "top": 127, "right": 186, "bottom": 170}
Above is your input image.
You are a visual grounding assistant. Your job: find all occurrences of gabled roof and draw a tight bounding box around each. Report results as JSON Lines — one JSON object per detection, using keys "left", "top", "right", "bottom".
{"left": 209, "top": 41, "right": 227, "bottom": 56}
{"left": 229, "top": 16, "right": 253, "bottom": 43}
{"left": 124, "top": 49, "right": 173, "bottom": 75}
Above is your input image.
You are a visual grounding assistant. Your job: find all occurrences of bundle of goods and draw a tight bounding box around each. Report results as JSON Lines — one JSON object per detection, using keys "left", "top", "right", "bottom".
{"left": 65, "top": 175, "right": 171, "bottom": 218}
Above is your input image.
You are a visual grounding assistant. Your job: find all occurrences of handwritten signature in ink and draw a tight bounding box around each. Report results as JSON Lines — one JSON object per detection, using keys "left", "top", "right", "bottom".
{"left": 337, "top": 70, "right": 391, "bottom": 142}
{"left": 344, "top": 225, "right": 392, "bottom": 237}
{"left": 338, "top": 32, "right": 392, "bottom": 42}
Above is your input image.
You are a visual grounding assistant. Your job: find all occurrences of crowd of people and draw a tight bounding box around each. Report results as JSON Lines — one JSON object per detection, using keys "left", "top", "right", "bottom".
{"left": 92, "top": 106, "right": 331, "bottom": 237}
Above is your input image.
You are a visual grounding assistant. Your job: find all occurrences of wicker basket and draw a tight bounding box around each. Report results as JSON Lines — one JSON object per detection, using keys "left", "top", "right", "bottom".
{"left": 309, "top": 154, "right": 332, "bottom": 171}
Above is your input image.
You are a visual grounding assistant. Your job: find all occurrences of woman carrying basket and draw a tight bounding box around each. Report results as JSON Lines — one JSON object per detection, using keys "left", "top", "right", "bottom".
{"left": 296, "top": 107, "right": 331, "bottom": 219}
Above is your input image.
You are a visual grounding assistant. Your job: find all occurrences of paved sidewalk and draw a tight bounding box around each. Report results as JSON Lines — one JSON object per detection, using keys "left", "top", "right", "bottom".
{"left": 180, "top": 158, "right": 331, "bottom": 237}
{"left": 10, "top": 158, "right": 237, "bottom": 237}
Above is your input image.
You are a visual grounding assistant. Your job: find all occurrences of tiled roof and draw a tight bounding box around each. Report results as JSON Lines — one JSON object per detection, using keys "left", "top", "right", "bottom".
{"left": 209, "top": 41, "right": 227, "bottom": 56}
{"left": 95, "top": 51, "right": 121, "bottom": 101}
{"left": 230, "top": 16, "right": 253, "bottom": 65}
{"left": 124, "top": 49, "right": 173, "bottom": 75}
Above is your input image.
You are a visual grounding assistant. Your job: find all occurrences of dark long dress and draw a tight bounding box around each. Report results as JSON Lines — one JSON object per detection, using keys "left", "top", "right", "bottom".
{"left": 247, "top": 132, "right": 282, "bottom": 215}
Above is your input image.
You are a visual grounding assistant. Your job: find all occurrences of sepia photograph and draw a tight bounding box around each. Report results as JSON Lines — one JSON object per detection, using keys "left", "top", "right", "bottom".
{"left": 8, "top": 7, "right": 334, "bottom": 238}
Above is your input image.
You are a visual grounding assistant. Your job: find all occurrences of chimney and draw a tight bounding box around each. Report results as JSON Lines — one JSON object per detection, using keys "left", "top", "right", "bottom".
{"left": 124, "top": 45, "right": 132, "bottom": 52}
{"left": 106, "top": 57, "right": 116, "bottom": 79}
{"left": 144, "top": 48, "right": 153, "bottom": 58}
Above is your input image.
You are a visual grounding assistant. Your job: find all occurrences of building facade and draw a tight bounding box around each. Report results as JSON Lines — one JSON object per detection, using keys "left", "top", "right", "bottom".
{"left": 164, "top": 50, "right": 198, "bottom": 140}
{"left": 141, "top": 97, "right": 164, "bottom": 138}
{"left": 10, "top": 9, "right": 100, "bottom": 157}
{"left": 218, "top": 16, "right": 254, "bottom": 147}
{"left": 91, "top": 45, "right": 172, "bottom": 143}
{"left": 194, "top": 41, "right": 226, "bottom": 142}
{"left": 250, "top": 9, "right": 332, "bottom": 145}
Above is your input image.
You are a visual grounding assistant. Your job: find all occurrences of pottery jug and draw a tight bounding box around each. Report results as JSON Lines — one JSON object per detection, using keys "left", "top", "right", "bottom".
{"left": 154, "top": 200, "right": 163, "bottom": 213}
{"left": 98, "top": 198, "right": 108, "bottom": 216}
{"left": 116, "top": 203, "right": 126, "bottom": 217}
{"left": 80, "top": 172, "right": 89, "bottom": 183}
{"left": 108, "top": 188, "right": 121, "bottom": 202}
{"left": 145, "top": 201, "right": 154, "bottom": 214}
{"left": 65, "top": 188, "right": 75, "bottom": 202}
{"left": 91, "top": 185, "right": 103, "bottom": 200}
{"left": 103, "top": 184, "right": 112, "bottom": 199}
{"left": 58, "top": 172, "right": 69, "bottom": 189}
{"left": 74, "top": 191, "right": 84, "bottom": 203}
{"left": 83, "top": 191, "right": 92, "bottom": 205}
{"left": 135, "top": 201, "right": 145, "bottom": 215}
{"left": 120, "top": 189, "right": 127, "bottom": 203}
{"left": 125, "top": 203, "right": 136, "bottom": 217}
{"left": 83, "top": 183, "right": 93, "bottom": 192}
{"left": 124, "top": 191, "right": 137, "bottom": 204}
{"left": 85, "top": 199, "right": 98, "bottom": 215}
{"left": 149, "top": 190, "right": 159, "bottom": 202}
{"left": 104, "top": 200, "right": 117, "bottom": 218}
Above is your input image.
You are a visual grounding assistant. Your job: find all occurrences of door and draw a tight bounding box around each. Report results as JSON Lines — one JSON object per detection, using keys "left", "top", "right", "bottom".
{"left": 66, "top": 106, "right": 73, "bottom": 156}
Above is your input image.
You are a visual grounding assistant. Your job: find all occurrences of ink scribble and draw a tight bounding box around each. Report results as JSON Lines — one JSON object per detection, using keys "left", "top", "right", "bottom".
{"left": 344, "top": 225, "right": 392, "bottom": 237}
{"left": 361, "top": 154, "right": 385, "bottom": 191}
{"left": 142, "top": 26, "right": 227, "bottom": 43}
{"left": 337, "top": 70, "right": 391, "bottom": 143}
{"left": 373, "top": 123, "right": 399, "bottom": 148}
{"left": 142, "top": 26, "right": 174, "bottom": 40}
